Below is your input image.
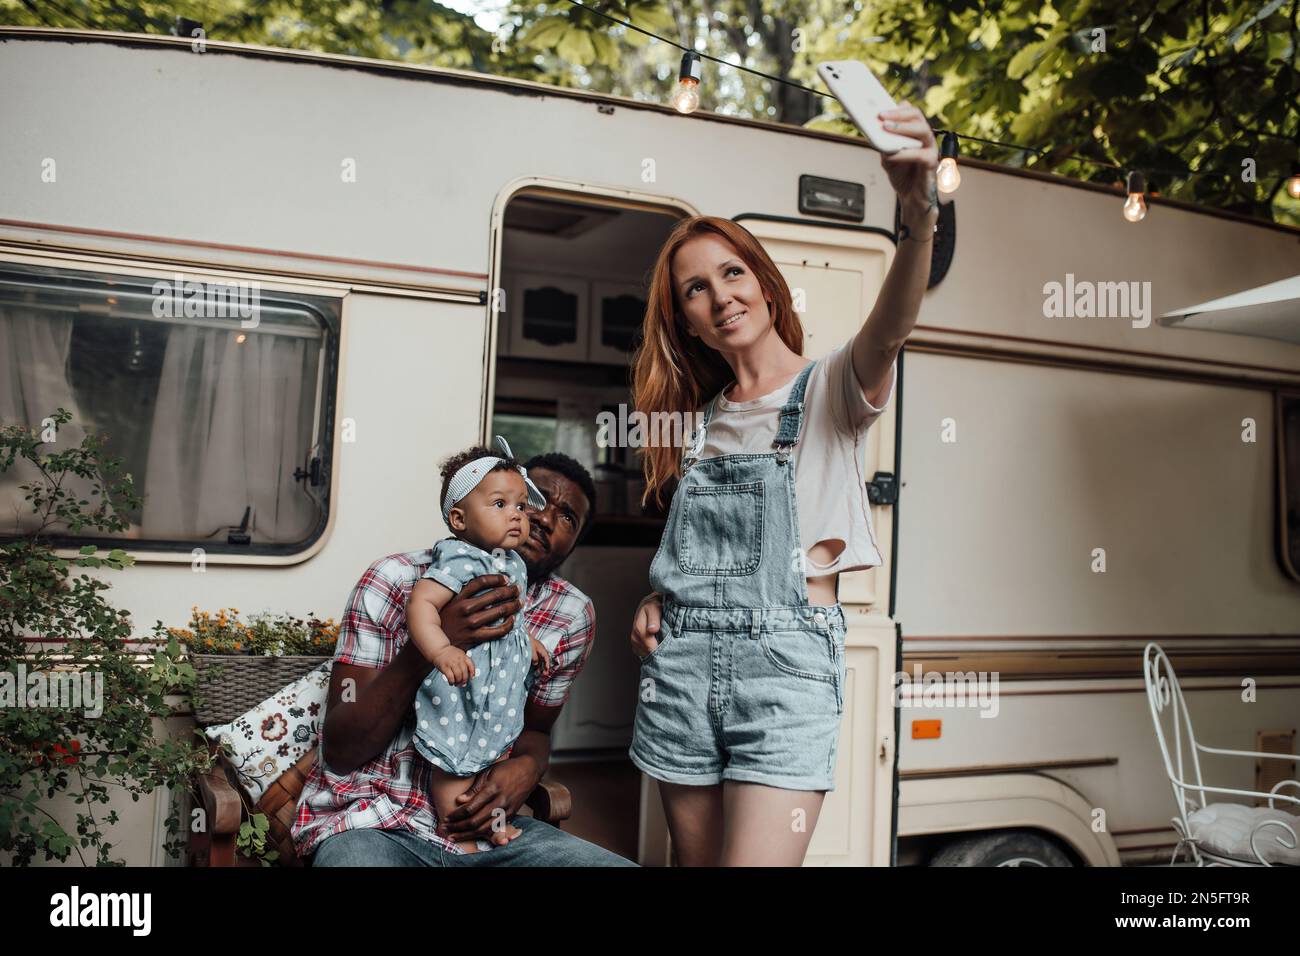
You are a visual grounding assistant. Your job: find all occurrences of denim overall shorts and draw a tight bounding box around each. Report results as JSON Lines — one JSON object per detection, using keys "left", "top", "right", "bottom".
{"left": 628, "top": 360, "right": 848, "bottom": 792}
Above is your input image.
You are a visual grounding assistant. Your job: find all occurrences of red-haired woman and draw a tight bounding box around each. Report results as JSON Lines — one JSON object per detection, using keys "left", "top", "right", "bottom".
{"left": 627, "top": 102, "right": 937, "bottom": 865}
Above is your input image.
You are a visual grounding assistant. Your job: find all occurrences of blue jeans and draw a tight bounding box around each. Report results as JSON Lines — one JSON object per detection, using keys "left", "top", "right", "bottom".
{"left": 310, "top": 816, "right": 637, "bottom": 867}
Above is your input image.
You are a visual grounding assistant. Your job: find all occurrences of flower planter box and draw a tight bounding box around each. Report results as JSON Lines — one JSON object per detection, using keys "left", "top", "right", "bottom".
{"left": 190, "top": 654, "right": 333, "bottom": 727}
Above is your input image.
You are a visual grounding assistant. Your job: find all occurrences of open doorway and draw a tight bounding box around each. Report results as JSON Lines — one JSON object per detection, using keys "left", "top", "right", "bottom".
{"left": 490, "top": 190, "right": 683, "bottom": 859}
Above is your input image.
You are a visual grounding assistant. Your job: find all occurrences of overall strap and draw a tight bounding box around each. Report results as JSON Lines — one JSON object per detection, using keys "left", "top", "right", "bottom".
{"left": 772, "top": 360, "right": 816, "bottom": 462}
{"left": 681, "top": 393, "right": 719, "bottom": 472}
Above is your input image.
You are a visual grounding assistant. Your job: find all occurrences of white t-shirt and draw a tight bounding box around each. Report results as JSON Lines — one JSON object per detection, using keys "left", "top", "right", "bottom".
{"left": 695, "top": 342, "right": 896, "bottom": 576}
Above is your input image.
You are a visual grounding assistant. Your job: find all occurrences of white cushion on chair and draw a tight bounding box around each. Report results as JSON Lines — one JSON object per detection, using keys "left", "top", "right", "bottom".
{"left": 203, "top": 662, "right": 332, "bottom": 802}
{"left": 1186, "top": 803, "right": 1300, "bottom": 865}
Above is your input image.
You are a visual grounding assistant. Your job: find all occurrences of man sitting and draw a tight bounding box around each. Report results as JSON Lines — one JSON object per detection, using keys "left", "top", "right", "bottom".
{"left": 293, "top": 452, "right": 635, "bottom": 866}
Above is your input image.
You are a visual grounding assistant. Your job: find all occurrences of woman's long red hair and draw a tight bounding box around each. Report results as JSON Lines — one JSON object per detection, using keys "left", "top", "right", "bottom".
{"left": 631, "top": 216, "right": 805, "bottom": 508}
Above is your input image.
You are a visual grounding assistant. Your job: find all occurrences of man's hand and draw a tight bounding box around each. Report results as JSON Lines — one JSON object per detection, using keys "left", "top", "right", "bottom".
{"left": 630, "top": 591, "right": 662, "bottom": 659}
{"left": 441, "top": 574, "right": 524, "bottom": 651}
{"left": 440, "top": 705, "right": 559, "bottom": 841}
{"left": 440, "top": 754, "right": 539, "bottom": 841}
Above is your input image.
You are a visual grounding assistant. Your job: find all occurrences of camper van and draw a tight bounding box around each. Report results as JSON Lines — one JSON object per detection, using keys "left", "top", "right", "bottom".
{"left": 1, "top": 27, "right": 1297, "bottom": 867}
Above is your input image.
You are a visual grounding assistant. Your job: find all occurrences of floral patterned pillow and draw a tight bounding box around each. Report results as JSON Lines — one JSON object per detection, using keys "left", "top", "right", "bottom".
{"left": 203, "top": 662, "right": 332, "bottom": 803}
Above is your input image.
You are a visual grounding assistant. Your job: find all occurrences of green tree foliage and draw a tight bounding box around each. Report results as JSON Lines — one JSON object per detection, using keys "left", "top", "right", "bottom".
{"left": 0, "top": 409, "right": 208, "bottom": 865}
{"left": 494, "top": 0, "right": 1300, "bottom": 223}
{"left": 804, "top": 0, "right": 1299, "bottom": 223}
{"left": 0, "top": 0, "right": 543, "bottom": 73}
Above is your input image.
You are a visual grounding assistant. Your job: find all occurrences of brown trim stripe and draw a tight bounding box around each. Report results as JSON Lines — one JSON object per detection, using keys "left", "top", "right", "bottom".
{"left": 900, "top": 683, "right": 1300, "bottom": 697}
{"left": 906, "top": 340, "right": 1300, "bottom": 391}
{"left": 0, "top": 218, "right": 488, "bottom": 281}
{"left": 912, "top": 323, "right": 1300, "bottom": 379}
{"left": 905, "top": 634, "right": 1300, "bottom": 642}
{"left": 900, "top": 648, "right": 1300, "bottom": 679}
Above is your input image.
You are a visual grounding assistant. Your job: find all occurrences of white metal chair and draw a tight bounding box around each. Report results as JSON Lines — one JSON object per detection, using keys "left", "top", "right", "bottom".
{"left": 1143, "top": 643, "right": 1300, "bottom": 866}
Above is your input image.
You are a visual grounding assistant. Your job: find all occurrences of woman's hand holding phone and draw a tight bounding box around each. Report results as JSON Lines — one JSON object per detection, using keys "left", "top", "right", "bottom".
{"left": 815, "top": 61, "right": 939, "bottom": 224}
{"left": 878, "top": 101, "right": 940, "bottom": 222}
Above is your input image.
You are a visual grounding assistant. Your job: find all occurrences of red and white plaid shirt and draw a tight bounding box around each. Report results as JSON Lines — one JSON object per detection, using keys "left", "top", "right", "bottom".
{"left": 291, "top": 548, "right": 595, "bottom": 858}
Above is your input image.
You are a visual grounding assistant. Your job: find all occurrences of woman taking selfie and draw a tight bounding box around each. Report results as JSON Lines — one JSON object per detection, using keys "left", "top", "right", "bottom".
{"left": 627, "top": 101, "right": 938, "bottom": 866}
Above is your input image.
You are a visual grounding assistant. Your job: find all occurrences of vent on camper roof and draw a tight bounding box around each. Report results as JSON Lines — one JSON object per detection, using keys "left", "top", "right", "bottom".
{"left": 505, "top": 197, "right": 618, "bottom": 238}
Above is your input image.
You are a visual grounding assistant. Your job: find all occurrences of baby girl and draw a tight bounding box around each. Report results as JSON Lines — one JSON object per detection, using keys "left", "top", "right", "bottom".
{"left": 407, "top": 436, "right": 552, "bottom": 852}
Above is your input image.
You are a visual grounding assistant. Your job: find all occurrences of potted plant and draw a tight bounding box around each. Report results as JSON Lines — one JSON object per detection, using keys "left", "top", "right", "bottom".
{"left": 172, "top": 609, "right": 338, "bottom": 727}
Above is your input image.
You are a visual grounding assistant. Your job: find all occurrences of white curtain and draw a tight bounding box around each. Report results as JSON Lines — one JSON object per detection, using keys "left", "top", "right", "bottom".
{"left": 142, "top": 325, "right": 319, "bottom": 544}
{"left": 0, "top": 308, "right": 93, "bottom": 535}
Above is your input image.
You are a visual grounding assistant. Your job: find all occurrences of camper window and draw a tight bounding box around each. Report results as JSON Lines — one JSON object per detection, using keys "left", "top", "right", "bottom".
{"left": 0, "top": 262, "right": 339, "bottom": 554}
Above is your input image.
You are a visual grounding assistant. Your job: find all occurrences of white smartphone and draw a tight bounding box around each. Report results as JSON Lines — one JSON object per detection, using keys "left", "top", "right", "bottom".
{"left": 816, "top": 60, "right": 921, "bottom": 153}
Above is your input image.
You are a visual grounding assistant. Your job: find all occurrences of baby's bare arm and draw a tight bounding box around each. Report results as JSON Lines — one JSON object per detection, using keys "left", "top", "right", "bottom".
{"left": 408, "top": 578, "right": 457, "bottom": 660}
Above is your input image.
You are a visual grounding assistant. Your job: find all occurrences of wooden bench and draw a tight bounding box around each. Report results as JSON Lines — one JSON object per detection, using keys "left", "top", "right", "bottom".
{"left": 190, "top": 744, "right": 571, "bottom": 866}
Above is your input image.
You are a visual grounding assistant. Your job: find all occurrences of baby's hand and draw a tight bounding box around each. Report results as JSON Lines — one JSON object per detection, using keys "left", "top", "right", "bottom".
{"left": 530, "top": 637, "right": 553, "bottom": 677}
{"left": 432, "top": 645, "right": 475, "bottom": 686}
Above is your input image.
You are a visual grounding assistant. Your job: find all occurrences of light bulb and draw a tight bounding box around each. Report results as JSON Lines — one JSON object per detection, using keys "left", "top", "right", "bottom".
{"left": 1288, "top": 173, "right": 1300, "bottom": 200}
{"left": 671, "top": 78, "right": 700, "bottom": 114}
{"left": 1123, "top": 171, "right": 1147, "bottom": 222}
{"left": 936, "top": 132, "right": 960, "bottom": 194}
{"left": 672, "top": 51, "right": 702, "bottom": 115}
{"left": 937, "top": 156, "right": 961, "bottom": 193}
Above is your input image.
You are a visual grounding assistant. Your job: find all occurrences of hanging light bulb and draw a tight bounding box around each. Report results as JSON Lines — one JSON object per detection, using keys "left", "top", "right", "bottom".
{"left": 937, "top": 132, "right": 961, "bottom": 193}
{"left": 1123, "top": 170, "right": 1147, "bottom": 222}
{"left": 670, "top": 51, "right": 702, "bottom": 114}
{"left": 1286, "top": 162, "right": 1300, "bottom": 200}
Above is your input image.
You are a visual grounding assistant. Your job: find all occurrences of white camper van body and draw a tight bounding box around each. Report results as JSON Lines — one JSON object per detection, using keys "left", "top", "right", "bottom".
{"left": 1, "top": 29, "right": 1297, "bottom": 867}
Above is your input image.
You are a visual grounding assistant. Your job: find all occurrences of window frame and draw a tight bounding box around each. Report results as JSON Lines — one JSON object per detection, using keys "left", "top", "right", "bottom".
{"left": 0, "top": 250, "right": 347, "bottom": 566}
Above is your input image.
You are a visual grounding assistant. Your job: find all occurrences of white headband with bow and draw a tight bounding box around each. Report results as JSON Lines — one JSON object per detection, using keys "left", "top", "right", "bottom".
{"left": 441, "top": 435, "right": 546, "bottom": 523}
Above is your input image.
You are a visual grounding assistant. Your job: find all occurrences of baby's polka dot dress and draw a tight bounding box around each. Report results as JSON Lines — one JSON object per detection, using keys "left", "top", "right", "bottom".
{"left": 410, "top": 537, "right": 533, "bottom": 776}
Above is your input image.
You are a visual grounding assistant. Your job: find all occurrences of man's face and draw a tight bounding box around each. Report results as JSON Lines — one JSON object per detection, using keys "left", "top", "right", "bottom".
{"left": 516, "top": 467, "right": 589, "bottom": 584}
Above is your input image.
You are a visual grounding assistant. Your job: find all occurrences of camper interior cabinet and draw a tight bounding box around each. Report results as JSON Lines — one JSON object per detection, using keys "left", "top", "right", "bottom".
{"left": 500, "top": 271, "right": 647, "bottom": 365}
{"left": 589, "top": 280, "right": 648, "bottom": 364}
{"left": 502, "top": 271, "right": 589, "bottom": 361}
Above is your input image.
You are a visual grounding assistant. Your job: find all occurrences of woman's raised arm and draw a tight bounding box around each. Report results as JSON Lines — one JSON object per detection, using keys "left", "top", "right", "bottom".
{"left": 850, "top": 101, "right": 940, "bottom": 406}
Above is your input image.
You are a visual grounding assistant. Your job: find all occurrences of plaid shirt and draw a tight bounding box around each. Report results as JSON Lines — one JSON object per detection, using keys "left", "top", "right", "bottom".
{"left": 291, "top": 548, "right": 595, "bottom": 858}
